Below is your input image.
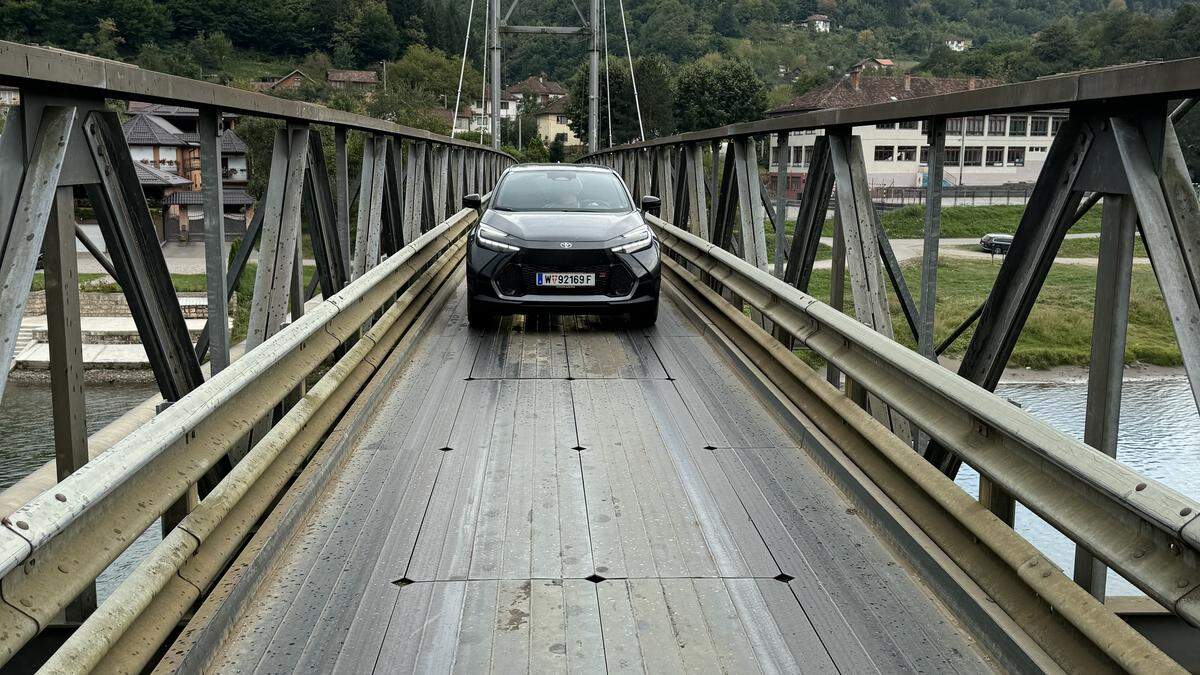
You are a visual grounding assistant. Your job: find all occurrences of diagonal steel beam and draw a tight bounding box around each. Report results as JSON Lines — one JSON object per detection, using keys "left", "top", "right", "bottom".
{"left": 783, "top": 136, "right": 833, "bottom": 292}
{"left": 353, "top": 135, "right": 387, "bottom": 279}
{"left": 0, "top": 106, "right": 74, "bottom": 399}
{"left": 83, "top": 111, "right": 204, "bottom": 401}
{"left": 1114, "top": 116, "right": 1200, "bottom": 412}
{"left": 247, "top": 124, "right": 309, "bottom": 349}
{"left": 304, "top": 130, "right": 345, "bottom": 300}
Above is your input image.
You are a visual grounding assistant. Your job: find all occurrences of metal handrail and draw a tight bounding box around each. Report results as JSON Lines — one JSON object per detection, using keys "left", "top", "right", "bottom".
{"left": 0, "top": 208, "right": 476, "bottom": 661}
{"left": 579, "top": 57, "right": 1200, "bottom": 155}
{"left": 648, "top": 214, "right": 1200, "bottom": 626}
{"left": 0, "top": 41, "right": 510, "bottom": 155}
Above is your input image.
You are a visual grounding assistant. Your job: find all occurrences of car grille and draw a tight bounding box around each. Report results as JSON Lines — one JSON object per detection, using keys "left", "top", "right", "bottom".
{"left": 497, "top": 260, "right": 636, "bottom": 297}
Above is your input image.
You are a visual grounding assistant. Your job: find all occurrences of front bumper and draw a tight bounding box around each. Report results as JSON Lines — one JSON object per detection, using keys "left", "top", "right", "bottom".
{"left": 466, "top": 237, "right": 660, "bottom": 315}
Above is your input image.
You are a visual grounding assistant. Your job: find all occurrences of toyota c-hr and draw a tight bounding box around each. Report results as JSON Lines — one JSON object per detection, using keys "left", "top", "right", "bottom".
{"left": 463, "top": 164, "right": 661, "bottom": 328}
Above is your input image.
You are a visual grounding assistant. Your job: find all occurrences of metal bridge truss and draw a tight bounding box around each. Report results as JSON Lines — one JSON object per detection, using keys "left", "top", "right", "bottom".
{"left": 0, "top": 41, "right": 511, "bottom": 669}
{"left": 0, "top": 41, "right": 1199, "bottom": 672}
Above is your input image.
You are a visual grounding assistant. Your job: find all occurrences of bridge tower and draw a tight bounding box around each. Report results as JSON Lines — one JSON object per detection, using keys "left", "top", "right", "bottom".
{"left": 487, "top": 0, "right": 601, "bottom": 152}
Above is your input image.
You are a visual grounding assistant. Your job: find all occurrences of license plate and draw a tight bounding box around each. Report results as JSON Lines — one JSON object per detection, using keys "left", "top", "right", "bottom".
{"left": 536, "top": 272, "right": 595, "bottom": 287}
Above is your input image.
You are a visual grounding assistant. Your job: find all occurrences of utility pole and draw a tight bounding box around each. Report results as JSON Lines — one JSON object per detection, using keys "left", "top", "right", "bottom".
{"left": 588, "top": 0, "right": 600, "bottom": 152}
{"left": 489, "top": 0, "right": 501, "bottom": 149}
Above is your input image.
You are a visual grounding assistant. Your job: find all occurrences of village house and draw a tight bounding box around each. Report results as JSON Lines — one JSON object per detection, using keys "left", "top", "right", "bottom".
{"left": 532, "top": 98, "right": 582, "bottom": 146}
{"left": 327, "top": 69, "right": 379, "bottom": 92}
{"left": 766, "top": 68, "right": 1066, "bottom": 198}
{"left": 946, "top": 37, "right": 972, "bottom": 52}
{"left": 802, "top": 13, "right": 832, "bottom": 32}
{"left": 252, "top": 68, "right": 317, "bottom": 93}
{"left": 124, "top": 102, "right": 255, "bottom": 242}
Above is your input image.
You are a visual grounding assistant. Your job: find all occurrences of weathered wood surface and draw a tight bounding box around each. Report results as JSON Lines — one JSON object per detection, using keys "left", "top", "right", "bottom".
{"left": 197, "top": 286, "right": 989, "bottom": 673}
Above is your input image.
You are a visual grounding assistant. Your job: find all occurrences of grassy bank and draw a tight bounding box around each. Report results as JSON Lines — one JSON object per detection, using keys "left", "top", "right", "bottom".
{"left": 812, "top": 203, "right": 1104, "bottom": 239}
{"left": 801, "top": 257, "right": 1178, "bottom": 369}
{"left": 949, "top": 236, "right": 1149, "bottom": 258}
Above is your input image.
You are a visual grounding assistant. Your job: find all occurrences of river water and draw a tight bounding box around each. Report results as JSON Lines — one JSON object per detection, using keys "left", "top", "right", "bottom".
{"left": 1, "top": 376, "right": 1197, "bottom": 600}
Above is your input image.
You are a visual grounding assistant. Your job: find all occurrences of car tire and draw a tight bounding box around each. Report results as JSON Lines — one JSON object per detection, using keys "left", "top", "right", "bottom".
{"left": 629, "top": 300, "right": 659, "bottom": 327}
{"left": 467, "top": 297, "right": 494, "bottom": 329}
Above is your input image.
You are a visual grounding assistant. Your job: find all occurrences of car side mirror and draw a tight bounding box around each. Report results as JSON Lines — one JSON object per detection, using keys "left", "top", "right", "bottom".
{"left": 640, "top": 195, "right": 662, "bottom": 216}
{"left": 463, "top": 193, "right": 482, "bottom": 212}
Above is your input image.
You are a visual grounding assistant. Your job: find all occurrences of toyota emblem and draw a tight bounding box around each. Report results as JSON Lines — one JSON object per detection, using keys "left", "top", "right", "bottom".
{"left": 559, "top": 242, "right": 573, "bottom": 249}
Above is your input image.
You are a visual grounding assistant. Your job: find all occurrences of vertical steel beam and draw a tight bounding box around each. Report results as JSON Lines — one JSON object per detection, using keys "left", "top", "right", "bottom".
{"left": 1115, "top": 117, "right": 1200, "bottom": 412}
{"left": 247, "top": 125, "right": 308, "bottom": 348}
{"left": 195, "top": 207, "right": 263, "bottom": 362}
{"left": 198, "top": 107, "right": 228, "bottom": 374}
{"left": 1073, "top": 194, "right": 1136, "bottom": 600}
{"left": 0, "top": 106, "right": 74, "bottom": 400}
{"left": 334, "top": 127, "right": 351, "bottom": 279}
{"left": 783, "top": 135, "right": 833, "bottom": 292}
{"left": 352, "top": 136, "right": 385, "bottom": 279}
{"left": 403, "top": 140, "right": 427, "bottom": 243}
{"left": 303, "top": 130, "right": 345, "bottom": 299}
{"left": 827, "top": 210, "right": 846, "bottom": 390}
{"left": 920, "top": 118, "right": 946, "bottom": 361}
{"left": 43, "top": 185, "right": 96, "bottom": 622}
{"left": 772, "top": 132, "right": 790, "bottom": 278}
{"left": 827, "top": 129, "right": 911, "bottom": 441}
{"left": 683, "top": 143, "right": 709, "bottom": 239}
{"left": 731, "top": 137, "right": 768, "bottom": 269}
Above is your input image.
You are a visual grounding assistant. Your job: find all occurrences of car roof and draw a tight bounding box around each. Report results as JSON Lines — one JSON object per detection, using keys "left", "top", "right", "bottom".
{"left": 505, "top": 163, "right": 614, "bottom": 173}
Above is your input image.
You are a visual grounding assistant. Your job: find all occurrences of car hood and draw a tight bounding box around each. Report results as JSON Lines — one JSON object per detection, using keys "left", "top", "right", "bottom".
{"left": 482, "top": 210, "right": 643, "bottom": 243}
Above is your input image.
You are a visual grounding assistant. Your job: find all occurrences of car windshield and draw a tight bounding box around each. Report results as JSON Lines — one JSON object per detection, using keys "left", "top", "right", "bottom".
{"left": 492, "top": 169, "right": 632, "bottom": 213}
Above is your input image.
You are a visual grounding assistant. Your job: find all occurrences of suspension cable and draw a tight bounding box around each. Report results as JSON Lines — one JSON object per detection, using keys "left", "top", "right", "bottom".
{"left": 450, "top": 0, "right": 477, "bottom": 139}
{"left": 602, "top": 0, "right": 613, "bottom": 147}
{"left": 615, "top": 0, "right": 644, "bottom": 141}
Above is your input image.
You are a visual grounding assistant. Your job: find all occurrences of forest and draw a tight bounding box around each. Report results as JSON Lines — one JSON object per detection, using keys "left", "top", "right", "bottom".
{"left": 4, "top": 0, "right": 1200, "bottom": 150}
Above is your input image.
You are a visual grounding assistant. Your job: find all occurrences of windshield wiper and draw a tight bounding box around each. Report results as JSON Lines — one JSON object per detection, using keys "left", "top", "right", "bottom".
{"left": 491, "top": 206, "right": 515, "bottom": 211}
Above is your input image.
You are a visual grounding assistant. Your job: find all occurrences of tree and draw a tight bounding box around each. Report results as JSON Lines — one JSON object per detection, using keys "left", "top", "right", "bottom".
{"left": 384, "top": 45, "right": 482, "bottom": 110}
{"left": 77, "top": 18, "right": 123, "bottom": 60}
{"left": 715, "top": 3, "right": 741, "bottom": 38}
{"left": 188, "top": 32, "right": 234, "bottom": 74}
{"left": 523, "top": 134, "right": 550, "bottom": 163}
{"left": 916, "top": 44, "right": 963, "bottom": 77}
{"left": 136, "top": 42, "right": 202, "bottom": 78}
{"left": 549, "top": 135, "right": 567, "bottom": 162}
{"left": 673, "top": 57, "right": 767, "bottom": 132}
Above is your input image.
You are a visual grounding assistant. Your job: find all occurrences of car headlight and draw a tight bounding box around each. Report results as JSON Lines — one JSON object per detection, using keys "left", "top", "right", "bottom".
{"left": 477, "top": 223, "right": 519, "bottom": 252}
{"left": 611, "top": 225, "right": 652, "bottom": 254}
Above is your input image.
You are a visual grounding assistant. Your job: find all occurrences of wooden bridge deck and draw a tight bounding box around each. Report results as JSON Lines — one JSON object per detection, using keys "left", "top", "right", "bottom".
{"left": 177, "top": 285, "right": 993, "bottom": 673}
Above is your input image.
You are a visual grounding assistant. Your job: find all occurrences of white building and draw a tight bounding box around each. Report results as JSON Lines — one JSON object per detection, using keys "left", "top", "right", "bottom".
{"left": 802, "top": 14, "right": 832, "bottom": 32}
{"left": 946, "top": 38, "right": 972, "bottom": 52}
{"left": 767, "top": 70, "right": 1064, "bottom": 199}
{"left": 0, "top": 86, "right": 18, "bottom": 107}
{"left": 467, "top": 74, "right": 570, "bottom": 137}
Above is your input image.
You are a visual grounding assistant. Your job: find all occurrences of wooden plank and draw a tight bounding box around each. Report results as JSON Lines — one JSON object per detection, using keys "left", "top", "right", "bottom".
{"left": 596, "top": 580, "right": 644, "bottom": 674}
{"left": 531, "top": 380, "right": 565, "bottom": 579}
{"left": 571, "top": 379, "right": 628, "bottom": 579}
{"left": 500, "top": 379, "right": 536, "bottom": 579}
{"left": 638, "top": 378, "right": 747, "bottom": 577}
{"left": 372, "top": 582, "right": 435, "bottom": 671}
{"left": 468, "top": 379, "right": 519, "bottom": 579}
{"left": 452, "top": 580, "right": 498, "bottom": 673}
{"left": 563, "top": 579, "right": 606, "bottom": 673}
{"left": 658, "top": 579, "right": 723, "bottom": 672}
{"left": 565, "top": 321, "right": 668, "bottom": 379}
{"left": 529, "top": 579, "right": 568, "bottom": 673}
{"left": 627, "top": 579, "right": 687, "bottom": 672}
{"left": 490, "top": 580, "right": 532, "bottom": 673}
{"left": 755, "top": 579, "right": 838, "bottom": 673}
{"left": 579, "top": 380, "right": 658, "bottom": 578}
{"left": 691, "top": 578, "right": 762, "bottom": 674}
{"left": 724, "top": 578, "right": 801, "bottom": 673}
{"left": 554, "top": 380, "right": 594, "bottom": 579}
{"left": 413, "top": 581, "right": 468, "bottom": 672}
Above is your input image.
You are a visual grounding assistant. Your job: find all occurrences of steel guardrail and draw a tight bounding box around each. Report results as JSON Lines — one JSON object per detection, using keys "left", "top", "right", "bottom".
{"left": 647, "top": 214, "right": 1200, "bottom": 629}
{"left": 0, "top": 207, "right": 476, "bottom": 662}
